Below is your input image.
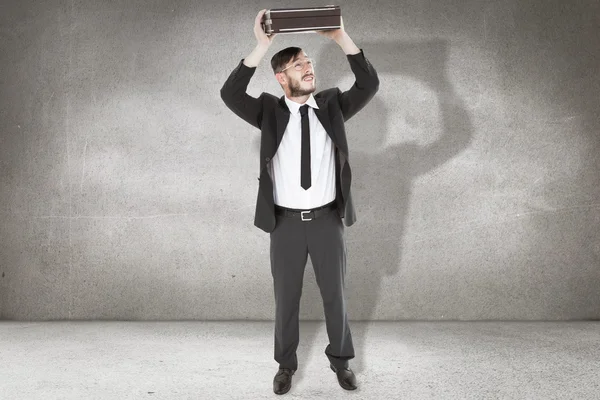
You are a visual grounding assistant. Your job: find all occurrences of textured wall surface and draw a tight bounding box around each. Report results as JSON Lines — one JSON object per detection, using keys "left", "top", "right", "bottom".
{"left": 1, "top": 0, "right": 599, "bottom": 320}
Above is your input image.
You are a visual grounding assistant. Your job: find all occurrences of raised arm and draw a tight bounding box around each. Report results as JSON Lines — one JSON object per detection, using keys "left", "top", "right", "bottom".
{"left": 219, "top": 10, "right": 277, "bottom": 129}
{"left": 318, "top": 18, "right": 380, "bottom": 121}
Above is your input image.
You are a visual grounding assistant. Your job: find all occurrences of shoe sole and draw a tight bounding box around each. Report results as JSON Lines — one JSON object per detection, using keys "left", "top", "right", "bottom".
{"left": 274, "top": 385, "right": 291, "bottom": 395}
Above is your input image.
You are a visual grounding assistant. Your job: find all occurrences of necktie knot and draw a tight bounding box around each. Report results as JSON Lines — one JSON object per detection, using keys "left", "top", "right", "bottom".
{"left": 299, "top": 104, "right": 309, "bottom": 117}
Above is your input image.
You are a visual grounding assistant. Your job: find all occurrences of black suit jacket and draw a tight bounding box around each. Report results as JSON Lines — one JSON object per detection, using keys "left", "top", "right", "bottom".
{"left": 220, "top": 49, "right": 379, "bottom": 233}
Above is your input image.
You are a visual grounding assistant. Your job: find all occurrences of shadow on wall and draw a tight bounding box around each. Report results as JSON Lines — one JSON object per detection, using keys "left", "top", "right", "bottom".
{"left": 254, "top": 39, "right": 474, "bottom": 373}
{"left": 490, "top": 0, "right": 600, "bottom": 318}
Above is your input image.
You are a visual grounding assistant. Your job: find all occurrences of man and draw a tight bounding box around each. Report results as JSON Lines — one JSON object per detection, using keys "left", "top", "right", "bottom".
{"left": 220, "top": 9, "right": 379, "bottom": 395}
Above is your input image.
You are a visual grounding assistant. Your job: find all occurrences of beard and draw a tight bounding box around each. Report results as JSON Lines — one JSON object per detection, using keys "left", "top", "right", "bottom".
{"left": 288, "top": 75, "right": 316, "bottom": 97}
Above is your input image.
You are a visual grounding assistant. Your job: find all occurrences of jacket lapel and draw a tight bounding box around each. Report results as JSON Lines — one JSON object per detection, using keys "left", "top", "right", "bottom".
{"left": 313, "top": 97, "right": 336, "bottom": 145}
{"left": 275, "top": 97, "right": 290, "bottom": 150}
{"left": 314, "top": 96, "right": 349, "bottom": 162}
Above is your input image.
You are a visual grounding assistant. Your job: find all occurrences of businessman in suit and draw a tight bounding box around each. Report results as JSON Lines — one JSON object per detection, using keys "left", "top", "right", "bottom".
{"left": 220, "top": 9, "right": 379, "bottom": 395}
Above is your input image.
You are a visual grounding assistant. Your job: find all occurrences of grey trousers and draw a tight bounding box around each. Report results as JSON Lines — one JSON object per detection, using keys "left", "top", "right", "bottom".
{"left": 269, "top": 206, "right": 355, "bottom": 371}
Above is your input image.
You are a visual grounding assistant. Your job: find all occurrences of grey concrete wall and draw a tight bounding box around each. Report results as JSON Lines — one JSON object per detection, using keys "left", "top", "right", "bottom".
{"left": 1, "top": 0, "right": 598, "bottom": 321}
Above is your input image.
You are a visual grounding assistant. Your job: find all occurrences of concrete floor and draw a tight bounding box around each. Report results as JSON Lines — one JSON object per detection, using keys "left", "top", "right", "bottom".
{"left": 0, "top": 321, "right": 598, "bottom": 399}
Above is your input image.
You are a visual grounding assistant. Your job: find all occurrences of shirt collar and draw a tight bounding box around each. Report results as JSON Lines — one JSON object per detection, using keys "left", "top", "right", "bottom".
{"left": 284, "top": 93, "right": 319, "bottom": 115}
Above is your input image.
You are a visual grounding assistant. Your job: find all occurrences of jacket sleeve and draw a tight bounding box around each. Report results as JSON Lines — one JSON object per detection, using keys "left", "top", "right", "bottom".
{"left": 337, "top": 49, "right": 380, "bottom": 122}
{"left": 220, "top": 59, "right": 264, "bottom": 130}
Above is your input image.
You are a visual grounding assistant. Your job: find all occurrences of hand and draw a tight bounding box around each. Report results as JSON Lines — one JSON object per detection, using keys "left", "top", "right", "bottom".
{"left": 254, "top": 9, "right": 276, "bottom": 47}
{"left": 317, "top": 16, "right": 346, "bottom": 41}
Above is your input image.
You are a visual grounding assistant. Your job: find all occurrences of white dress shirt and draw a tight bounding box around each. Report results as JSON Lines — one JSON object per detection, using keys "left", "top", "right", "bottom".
{"left": 268, "top": 94, "right": 336, "bottom": 209}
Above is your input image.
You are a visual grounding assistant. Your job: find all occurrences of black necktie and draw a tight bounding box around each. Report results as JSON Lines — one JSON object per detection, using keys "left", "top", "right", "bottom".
{"left": 299, "top": 105, "right": 311, "bottom": 190}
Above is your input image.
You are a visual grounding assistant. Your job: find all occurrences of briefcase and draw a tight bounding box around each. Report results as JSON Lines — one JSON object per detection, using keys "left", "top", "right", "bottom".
{"left": 261, "top": 5, "right": 342, "bottom": 35}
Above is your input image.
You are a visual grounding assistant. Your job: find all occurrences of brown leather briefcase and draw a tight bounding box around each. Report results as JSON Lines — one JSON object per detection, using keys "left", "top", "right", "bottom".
{"left": 261, "top": 5, "right": 342, "bottom": 35}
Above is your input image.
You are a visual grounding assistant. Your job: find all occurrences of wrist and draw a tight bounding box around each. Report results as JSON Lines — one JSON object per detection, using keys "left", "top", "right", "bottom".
{"left": 336, "top": 34, "right": 360, "bottom": 55}
{"left": 334, "top": 31, "right": 350, "bottom": 44}
{"left": 256, "top": 42, "right": 270, "bottom": 52}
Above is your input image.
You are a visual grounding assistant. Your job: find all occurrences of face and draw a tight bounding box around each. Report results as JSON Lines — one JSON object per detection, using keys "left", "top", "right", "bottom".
{"left": 278, "top": 52, "right": 316, "bottom": 97}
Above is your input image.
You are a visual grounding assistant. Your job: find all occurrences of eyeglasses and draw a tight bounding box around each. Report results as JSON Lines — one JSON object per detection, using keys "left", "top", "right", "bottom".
{"left": 278, "top": 58, "right": 315, "bottom": 73}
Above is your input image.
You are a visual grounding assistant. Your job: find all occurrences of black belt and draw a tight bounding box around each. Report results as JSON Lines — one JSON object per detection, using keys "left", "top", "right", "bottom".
{"left": 274, "top": 201, "right": 337, "bottom": 221}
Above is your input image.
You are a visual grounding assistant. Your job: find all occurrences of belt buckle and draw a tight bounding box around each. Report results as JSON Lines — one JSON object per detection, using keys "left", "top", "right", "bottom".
{"left": 300, "top": 210, "right": 313, "bottom": 221}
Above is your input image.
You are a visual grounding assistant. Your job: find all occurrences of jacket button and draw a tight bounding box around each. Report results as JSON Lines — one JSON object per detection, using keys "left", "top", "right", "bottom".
{"left": 265, "top": 157, "right": 270, "bottom": 162}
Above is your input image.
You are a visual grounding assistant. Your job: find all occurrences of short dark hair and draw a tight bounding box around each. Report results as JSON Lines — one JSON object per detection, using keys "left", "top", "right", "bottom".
{"left": 270, "top": 47, "right": 304, "bottom": 74}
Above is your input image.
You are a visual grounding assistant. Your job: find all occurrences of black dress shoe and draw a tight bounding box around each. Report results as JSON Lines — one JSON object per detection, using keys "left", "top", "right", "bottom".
{"left": 273, "top": 368, "right": 295, "bottom": 395}
{"left": 330, "top": 364, "right": 357, "bottom": 390}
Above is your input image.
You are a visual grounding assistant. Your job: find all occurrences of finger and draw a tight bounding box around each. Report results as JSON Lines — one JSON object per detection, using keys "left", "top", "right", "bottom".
{"left": 256, "top": 9, "right": 265, "bottom": 24}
